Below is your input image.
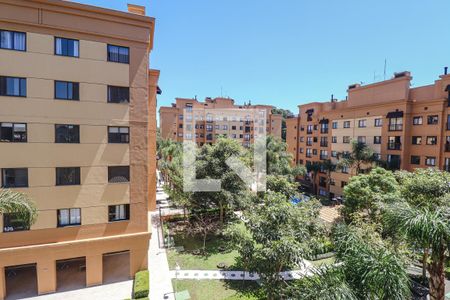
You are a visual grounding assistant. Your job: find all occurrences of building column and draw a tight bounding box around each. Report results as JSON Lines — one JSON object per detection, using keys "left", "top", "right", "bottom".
{"left": 86, "top": 255, "right": 102, "bottom": 287}
{"left": 130, "top": 248, "right": 148, "bottom": 278}
{"left": 37, "top": 259, "right": 56, "bottom": 295}
{"left": 0, "top": 266, "right": 5, "bottom": 300}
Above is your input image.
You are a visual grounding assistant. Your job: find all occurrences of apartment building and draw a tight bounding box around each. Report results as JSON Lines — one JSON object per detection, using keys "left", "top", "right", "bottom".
{"left": 286, "top": 70, "right": 450, "bottom": 198}
{"left": 0, "top": 1, "right": 157, "bottom": 298}
{"left": 159, "top": 97, "right": 282, "bottom": 146}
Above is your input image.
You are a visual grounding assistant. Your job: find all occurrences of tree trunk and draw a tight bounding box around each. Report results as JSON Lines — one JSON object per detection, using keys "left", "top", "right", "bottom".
{"left": 427, "top": 248, "right": 446, "bottom": 300}
{"left": 219, "top": 202, "right": 224, "bottom": 229}
{"left": 203, "top": 231, "right": 207, "bottom": 254}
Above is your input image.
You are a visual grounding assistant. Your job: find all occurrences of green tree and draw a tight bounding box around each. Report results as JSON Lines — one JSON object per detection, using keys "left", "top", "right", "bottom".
{"left": 338, "top": 140, "right": 378, "bottom": 175}
{"left": 320, "top": 159, "right": 336, "bottom": 196}
{"left": 227, "top": 192, "right": 324, "bottom": 300}
{"left": 342, "top": 167, "right": 400, "bottom": 223}
{"left": 306, "top": 161, "right": 321, "bottom": 195}
{"left": 266, "top": 175, "right": 298, "bottom": 198}
{"left": 0, "top": 189, "right": 37, "bottom": 230}
{"left": 383, "top": 169, "right": 450, "bottom": 300}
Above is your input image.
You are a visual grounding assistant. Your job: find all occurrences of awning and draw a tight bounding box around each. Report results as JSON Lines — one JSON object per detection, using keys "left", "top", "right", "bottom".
{"left": 386, "top": 111, "right": 403, "bottom": 118}
{"left": 445, "top": 85, "right": 450, "bottom": 92}
{"left": 319, "top": 118, "right": 329, "bottom": 124}
{"left": 305, "top": 109, "right": 314, "bottom": 114}
{"left": 157, "top": 86, "right": 162, "bottom": 95}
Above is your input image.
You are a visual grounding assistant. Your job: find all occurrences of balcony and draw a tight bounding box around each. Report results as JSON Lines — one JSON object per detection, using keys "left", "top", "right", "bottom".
{"left": 388, "top": 124, "right": 403, "bottom": 131}
{"left": 306, "top": 130, "right": 313, "bottom": 134}
{"left": 320, "top": 155, "right": 328, "bottom": 160}
{"left": 320, "top": 142, "right": 328, "bottom": 147}
{"left": 444, "top": 164, "right": 450, "bottom": 172}
{"left": 306, "top": 142, "right": 313, "bottom": 146}
{"left": 387, "top": 142, "right": 401, "bottom": 150}
{"left": 320, "top": 128, "right": 329, "bottom": 134}
{"left": 446, "top": 144, "right": 450, "bottom": 152}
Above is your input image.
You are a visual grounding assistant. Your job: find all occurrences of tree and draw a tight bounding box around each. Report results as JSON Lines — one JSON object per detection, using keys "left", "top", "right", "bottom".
{"left": 266, "top": 135, "right": 302, "bottom": 177}
{"left": 341, "top": 167, "right": 400, "bottom": 223}
{"left": 383, "top": 169, "right": 450, "bottom": 300}
{"left": 0, "top": 189, "right": 37, "bottom": 230}
{"left": 186, "top": 212, "right": 220, "bottom": 254}
{"left": 320, "top": 159, "right": 336, "bottom": 195}
{"left": 266, "top": 175, "right": 298, "bottom": 198}
{"left": 338, "top": 140, "right": 378, "bottom": 175}
{"left": 227, "top": 192, "right": 325, "bottom": 300}
{"left": 306, "top": 161, "right": 321, "bottom": 195}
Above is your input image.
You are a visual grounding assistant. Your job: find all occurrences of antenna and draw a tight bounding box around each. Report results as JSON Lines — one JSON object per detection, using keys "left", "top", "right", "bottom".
{"left": 383, "top": 59, "right": 387, "bottom": 80}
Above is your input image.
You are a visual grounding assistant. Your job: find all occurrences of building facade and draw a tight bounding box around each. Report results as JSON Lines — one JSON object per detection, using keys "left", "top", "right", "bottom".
{"left": 286, "top": 71, "right": 450, "bottom": 198}
{"left": 159, "top": 97, "right": 283, "bottom": 146}
{"left": 0, "top": 1, "right": 157, "bottom": 298}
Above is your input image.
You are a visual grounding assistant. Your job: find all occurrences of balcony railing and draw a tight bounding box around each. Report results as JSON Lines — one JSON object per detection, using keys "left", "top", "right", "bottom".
{"left": 320, "top": 155, "right": 328, "bottom": 160}
{"left": 320, "top": 142, "right": 328, "bottom": 147}
{"left": 387, "top": 142, "right": 402, "bottom": 150}
{"left": 306, "top": 130, "right": 313, "bottom": 134}
{"left": 388, "top": 124, "right": 403, "bottom": 131}
{"left": 320, "top": 128, "right": 329, "bottom": 134}
{"left": 444, "top": 164, "right": 450, "bottom": 172}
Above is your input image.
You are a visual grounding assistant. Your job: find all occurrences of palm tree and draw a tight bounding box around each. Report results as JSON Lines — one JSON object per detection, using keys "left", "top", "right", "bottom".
{"left": 0, "top": 189, "right": 37, "bottom": 229}
{"left": 320, "top": 159, "right": 336, "bottom": 196}
{"left": 306, "top": 161, "right": 321, "bottom": 195}
{"left": 338, "top": 140, "right": 378, "bottom": 175}
{"left": 383, "top": 202, "right": 450, "bottom": 300}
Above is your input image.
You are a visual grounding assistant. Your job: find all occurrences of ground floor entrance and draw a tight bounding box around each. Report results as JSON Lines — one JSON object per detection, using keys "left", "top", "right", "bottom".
{"left": 102, "top": 251, "right": 130, "bottom": 284}
{"left": 56, "top": 257, "right": 86, "bottom": 292}
{"left": 5, "top": 264, "right": 38, "bottom": 300}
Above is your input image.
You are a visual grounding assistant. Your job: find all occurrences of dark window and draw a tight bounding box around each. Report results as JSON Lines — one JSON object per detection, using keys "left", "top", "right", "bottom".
{"left": 108, "top": 204, "right": 130, "bottom": 222}
{"left": 108, "top": 86, "right": 129, "bottom": 103}
{"left": 56, "top": 167, "right": 80, "bottom": 186}
{"left": 374, "top": 118, "right": 382, "bottom": 127}
{"left": 1, "top": 168, "right": 28, "bottom": 188}
{"left": 108, "top": 126, "right": 129, "bottom": 143}
{"left": 412, "top": 136, "right": 422, "bottom": 145}
{"left": 411, "top": 156, "right": 420, "bottom": 165}
{"left": 388, "top": 117, "right": 403, "bottom": 131}
{"left": 3, "top": 213, "right": 29, "bottom": 232}
{"left": 55, "top": 37, "right": 79, "bottom": 57}
{"left": 343, "top": 121, "right": 350, "bottom": 128}
{"left": 0, "top": 123, "right": 27, "bottom": 142}
{"left": 55, "top": 124, "right": 79, "bottom": 143}
{"left": 388, "top": 136, "right": 402, "bottom": 150}
{"left": 426, "top": 136, "right": 437, "bottom": 145}
{"left": 0, "top": 76, "right": 26, "bottom": 97}
{"left": 57, "top": 208, "right": 81, "bottom": 227}
{"left": 373, "top": 136, "right": 381, "bottom": 144}
{"left": 107, "top": 44, "right": 129, "bottom": 64}
{"left": 427, "top": 115, "right": 438, "bottom": 125}
{"left": 413, "top": 116, "right": 423, "bottom": 125}
{"left": 341, "top": 181, "right": 347, "bottom": 188}
{"left": 55, "top": 81, "right": 79, "bottom": 100}
{"left": 0, "top": 30, "right": 26, "bottom": 51}
{"left": 108, "top": 166, "right": 130, "bottom": 183}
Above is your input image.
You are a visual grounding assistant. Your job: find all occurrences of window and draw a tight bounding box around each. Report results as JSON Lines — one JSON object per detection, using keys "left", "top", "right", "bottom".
{"left": 319, "top": 177, "right": 327, "bottom": 188}
{"left": 108, "top": 126, "right": 129, "bottom": 143}
{"left": 410, "top": 156, "right": 420, "bottom": 165}
{"left": 3, "top": 213, "right": 29, "bottom": 232}
{"left": 331, "top": 136, "right": 337, "bottom": 143}
{"left": 222, "top": 125, "right": 228, "bottom": 130}
{"left": 320, "top": 137, "right": 328, "bottom": 147}
{"left": 412, "top": 136, "right": 422, "bottom": 145}
{"left": 232, "top": 126, "right": 236, "bottom": 130}
{"left": 374, "top": 118, "right": 382, "bottom": 127}
{"left": 358, "top": 119, "right": 366, "bottom": 128}
{"left": 357, "top": 136, "right": 366, "bottom": 144}
{"left": 320, "top": 150, "right": 328, "bottom": 160}
{"left": 307, "top": 125, "right": 313, "bottom": 134}
{"left": 107, "top": 44, "right": 129, "bottom": 64}
{"left": 1, "top": 168, "right": 28, "bottom": 188}
{"left": 413, "top": 116, "right": 423, "bottom": 125}
{"left": 108, "top": 166, "right": 130, "bottom": 183}
{"left": 0, "top": 30, "right": 26, "bottom": 51}
{"left": 427, "top": 115, "right": 438, "bottom": 125}
{"left": 179, "top": 115, "right": 183, "bottom": 120}
{"left": 206, "top": 133, "right": 213, "bottom": 140}
{"left": 108, "top": 204, "right": 130, "bottom": 222}
{"left": 343, "top": 136, "right": 350, "bottom": 143}
{"left": 0, "top": 76, "right": 26, "bottom": 97}
{"left": 178, "top": 124, "right": 183, "bottom": 129}
{"left": 388, "top": 136, "right": 401, "bottom": 150}
{"left": 206, "top": 125, "right": 213, "bottom": 132}
{"left": 343, "top": 121, "right": 351, "bottom": 128}
{"left": 306, "top": 137, "right": 313, "bottom": 146}
{"left": 108, "top": 86, "right": 129, "bottom": 103}
{"left": 373, "top": 136, "right": 381, "bottom": 144}
{"left": 306, "top": 148, "right": 312, "bottom": 158}
{"left": 388, "top": 117, "right": 403, "bottom": 131}
{"left": 341, "top": 181, "right": 347, "bottom": 188}
{"left": 313, "top": 149, "right": 318, "bottom": 155}
{"left": 426, "top": 136, "right": 437, "bottom": 145}
{"left": 332, "top": 121, "right": 338, "bottom": 129}
{"left": 55, "top": 81, "right": 79, "bottom": 100}
{"left": 341, "top": 166, "right": 349, "bottom": 174}
{"left": 299, "top": 148, "right": 304, "bottom": 153}
{"left": 55, "top": 124, "right": 79, "bottom": 143}
{"left": 425, "top": 156, "right": 436, "bottom": 166}
{"left": 331, "top": 151, "right": 337, "bottom": 158}
{"left": 0, "top": 123, "right": 26, "bottom": 142}
{"left": 387, "top": 154, "right": 401, "bottom": 170}
{"left": 58, "top": 208, "right": 81, "bottom": 227}
{"left": 215, "top": 125, "right": 220, "bottom": 130}
{"left": 56, "top": 167, "right": 80, "bottom": 186}
{"left": 55, "top": 37, "right": 79, "bottom": 57}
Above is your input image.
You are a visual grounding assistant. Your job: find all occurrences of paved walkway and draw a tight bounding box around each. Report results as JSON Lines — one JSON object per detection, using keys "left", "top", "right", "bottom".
{"left": 25, "top": 280, "right": 133, "bottom": 300}
{"left": 148, "top": 189, "right": 175, "bottom": 300}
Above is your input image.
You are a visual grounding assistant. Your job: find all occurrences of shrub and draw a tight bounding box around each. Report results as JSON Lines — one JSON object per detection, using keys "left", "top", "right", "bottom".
{"left": 445, "top": 267, "right": 450, "bottom": 280}
{"left": 133, "top": 270, "right": 149, "bottom": 299}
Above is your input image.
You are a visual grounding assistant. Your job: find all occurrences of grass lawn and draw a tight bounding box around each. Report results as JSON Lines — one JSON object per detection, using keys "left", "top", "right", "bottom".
{"left": 167, "top": 233, "right": 239, "bottom": 270}
{"left": 310, "top": 256, "right": 336, "bottom": 267}
{"left": 172, "top": 279, "right": 262, "bottom": 300}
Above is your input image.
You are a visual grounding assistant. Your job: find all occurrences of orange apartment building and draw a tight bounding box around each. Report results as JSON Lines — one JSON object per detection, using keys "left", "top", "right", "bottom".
{"left": 286, "top": 70, "right": 450, "bottom": 198}
{"left": 0, "top": 1, "right": 158, "bottom": 298}
{"left": 159, "top": 97, "right": 282, "bottom": 147}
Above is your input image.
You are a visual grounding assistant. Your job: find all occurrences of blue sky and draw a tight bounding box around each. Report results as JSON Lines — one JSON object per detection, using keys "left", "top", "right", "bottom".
{"left": 76, "top": 0, "right": 450, "bottom": 114}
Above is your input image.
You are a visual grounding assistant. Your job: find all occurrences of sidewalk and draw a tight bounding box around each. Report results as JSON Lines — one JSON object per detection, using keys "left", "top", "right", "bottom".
{"left": 148, "top": 189, "right": 175, "bottom": 300}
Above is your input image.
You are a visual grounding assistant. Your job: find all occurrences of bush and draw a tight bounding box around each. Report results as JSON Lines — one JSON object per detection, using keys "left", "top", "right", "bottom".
{"left": 133, "top": 270, "right": 149, "bottom": 299}
{"left": 445, "top": 267, "right": 450, "bottom": 280}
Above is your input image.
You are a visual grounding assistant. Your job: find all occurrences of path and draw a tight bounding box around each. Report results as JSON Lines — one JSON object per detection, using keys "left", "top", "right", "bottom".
{"left": 148, "top": 188, "right": 175, "bottom": 300}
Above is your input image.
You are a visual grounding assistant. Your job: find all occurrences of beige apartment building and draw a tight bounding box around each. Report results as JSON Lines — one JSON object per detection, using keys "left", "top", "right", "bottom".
{"left": 159, "top": 97, "right": 282, "bottom": 146}
{"left": 0, "top": 1, "right": 158, "bottom": 298}
{"left": 286, "top": 70, "right": 450, "bottom": 198}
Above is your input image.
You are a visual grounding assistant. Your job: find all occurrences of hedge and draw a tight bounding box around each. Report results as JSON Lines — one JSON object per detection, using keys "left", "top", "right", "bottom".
{"left": 133, "top": 270, "right": 149, "bottom": 299}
